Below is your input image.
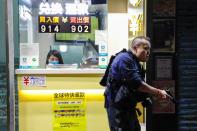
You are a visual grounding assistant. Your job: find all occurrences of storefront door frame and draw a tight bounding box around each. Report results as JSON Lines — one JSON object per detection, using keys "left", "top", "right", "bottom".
{"left": 5, "top": 0, "right": 15, "bottom": 131}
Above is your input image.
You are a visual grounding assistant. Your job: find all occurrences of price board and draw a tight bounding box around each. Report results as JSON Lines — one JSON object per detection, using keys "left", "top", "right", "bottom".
{"left": 38, "top": 15, "right": 91, "bottom": 33}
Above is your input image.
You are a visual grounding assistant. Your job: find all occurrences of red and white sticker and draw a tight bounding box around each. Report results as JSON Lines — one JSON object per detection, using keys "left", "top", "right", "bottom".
{"left": 22, "top": 76, "right": 46, "bottom": 87}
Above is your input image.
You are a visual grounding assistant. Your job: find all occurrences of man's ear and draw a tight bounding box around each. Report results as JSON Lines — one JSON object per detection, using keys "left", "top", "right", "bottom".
{"left": 133, "top": 46, "right": 138, "bottom": 53}
{"left": 131, "top": 45, "right": 138, "bottom": 53}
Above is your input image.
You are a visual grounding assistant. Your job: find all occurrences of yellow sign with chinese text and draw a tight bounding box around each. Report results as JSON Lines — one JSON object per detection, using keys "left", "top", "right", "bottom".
{"left": 52, "top": 91, "right": 86, "bottom": 131}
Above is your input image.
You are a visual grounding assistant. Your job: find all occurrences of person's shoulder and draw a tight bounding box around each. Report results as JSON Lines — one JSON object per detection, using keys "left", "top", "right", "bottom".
{"left": 114, "top": 51, "right": 133, "bottom": 62}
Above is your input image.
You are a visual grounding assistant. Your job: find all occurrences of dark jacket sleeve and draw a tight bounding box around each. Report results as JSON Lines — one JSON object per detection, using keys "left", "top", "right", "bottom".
{"left": 118, "top": 55, "right": 143, "bottom": 89}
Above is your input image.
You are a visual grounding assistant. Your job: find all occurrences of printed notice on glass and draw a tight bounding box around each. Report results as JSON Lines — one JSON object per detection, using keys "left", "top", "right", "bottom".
{"left": 52, "top": 91, "right": 86, "bottom": 131}
{"left": 96, "top": 30, "right": 108, "bottom": 69}
{"left": 156, "top": 57, "right": 172, "bottom": 79}
{"left": 20, "top": 43, "right": 39, "bottom": 68}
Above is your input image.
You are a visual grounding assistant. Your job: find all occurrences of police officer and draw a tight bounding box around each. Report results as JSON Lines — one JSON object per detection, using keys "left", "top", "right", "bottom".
{"left": 104, "top": 36, "right": 168, "bottom": 131}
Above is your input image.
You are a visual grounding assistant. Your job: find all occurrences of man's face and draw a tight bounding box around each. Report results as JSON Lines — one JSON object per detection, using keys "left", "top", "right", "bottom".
{"left": 135, "top": 43, "right": 150, "bottom": 62}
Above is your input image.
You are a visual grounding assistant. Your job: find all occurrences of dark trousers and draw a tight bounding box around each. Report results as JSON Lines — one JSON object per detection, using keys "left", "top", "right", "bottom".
{"left": 106, "top": 106, "right": 141, "bottom": 131}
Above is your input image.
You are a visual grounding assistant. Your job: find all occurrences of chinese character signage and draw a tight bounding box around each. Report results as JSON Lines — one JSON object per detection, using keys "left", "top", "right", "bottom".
{"left": 39, "top": 2, "right": 89, "bottom": 15}
{"left": 19, "top": 5, "right": 32, "bottom": 21}
{"left": 52, "top": 91, "right": 86, "bottom": 131}
{"left": 39, "top": 15, "right": 91, "bottom": 33}
{"left": 22, "top": 76, "right": 46, "bottom": 87}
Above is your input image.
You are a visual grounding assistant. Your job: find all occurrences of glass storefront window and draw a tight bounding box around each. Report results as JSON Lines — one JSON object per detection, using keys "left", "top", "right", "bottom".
{"left": 0, "top": 1, "right": 7, "bottom": 130}
{"left": 19, "top": 0, "right": 108, "bottom": 69}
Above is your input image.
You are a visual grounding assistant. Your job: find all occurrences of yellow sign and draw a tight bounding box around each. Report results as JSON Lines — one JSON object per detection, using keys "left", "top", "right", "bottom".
{"left": 52, "top": 91, "right": 86, "bottom": 131}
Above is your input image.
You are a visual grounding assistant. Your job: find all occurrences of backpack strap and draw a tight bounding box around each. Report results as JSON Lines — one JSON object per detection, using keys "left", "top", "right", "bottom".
{"left": 99, "top": 48, "right": 127, "bottom": 86}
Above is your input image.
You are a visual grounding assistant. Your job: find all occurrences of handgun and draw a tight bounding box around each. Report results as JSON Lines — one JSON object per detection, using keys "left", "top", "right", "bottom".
{"left": 165, "top": 89, "right": 176, "bottom": 104}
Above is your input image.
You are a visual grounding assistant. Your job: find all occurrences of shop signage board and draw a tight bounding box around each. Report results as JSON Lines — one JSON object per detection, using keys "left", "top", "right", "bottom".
{"left": 38, "top": 15, "right": 91, "bottom": 33}
{"left": 39, "top": 2, "right": 89, "bottom": 15}
{"left": 19, "top": 5, "right": 32, "bottom": 21}
{"left": 38, "top": 2, "right": 90, "bottom": 33}
{"left": 52, "top": 91, "right": 86, "bottom": 131}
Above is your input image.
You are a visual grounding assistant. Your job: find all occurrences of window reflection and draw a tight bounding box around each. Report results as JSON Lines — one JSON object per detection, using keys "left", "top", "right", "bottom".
{"left": 19, "top": 0, "right": 108, "bottom": 69}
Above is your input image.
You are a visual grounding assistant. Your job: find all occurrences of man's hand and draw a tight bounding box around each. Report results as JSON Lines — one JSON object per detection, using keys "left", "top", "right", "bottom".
{"left": 155, "top": 89, "right": 168, "bottom": 99}
{"left": 138, "top": 82, "right": 175, "bottom": 103}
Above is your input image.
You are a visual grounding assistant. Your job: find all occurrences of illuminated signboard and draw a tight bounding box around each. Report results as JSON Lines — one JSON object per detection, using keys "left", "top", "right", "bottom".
{"left": 19, "top": 5, "right": 32, "bottom": 21}
{"left": 38, "top": 15, "right": 91, "bottom": 33}
{"left": 38, "top": 2, "right": 91, "bottom": 33}
{"left": 39, "top": 2, "right": 89, "bottom": 15}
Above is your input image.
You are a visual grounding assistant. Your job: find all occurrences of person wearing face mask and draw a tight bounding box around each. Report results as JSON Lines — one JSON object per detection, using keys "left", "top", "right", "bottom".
{"left": 46, "top": 50, "right": 64, "bottom": 66}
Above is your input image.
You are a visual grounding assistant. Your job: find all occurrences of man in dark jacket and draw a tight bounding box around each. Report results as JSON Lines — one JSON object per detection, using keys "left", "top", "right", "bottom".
{"left": 104, "top": 36, "right": 168, "bottom": 131}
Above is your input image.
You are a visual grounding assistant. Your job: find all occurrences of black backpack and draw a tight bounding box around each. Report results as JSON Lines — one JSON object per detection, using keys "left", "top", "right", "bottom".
{"left": 99, "top": 48, "right": 127, "bottom": 87}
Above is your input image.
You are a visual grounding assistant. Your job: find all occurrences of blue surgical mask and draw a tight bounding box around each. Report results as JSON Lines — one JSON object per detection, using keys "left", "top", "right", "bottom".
{"left": 48, "top": 60, "right": 59, "bottom": 65}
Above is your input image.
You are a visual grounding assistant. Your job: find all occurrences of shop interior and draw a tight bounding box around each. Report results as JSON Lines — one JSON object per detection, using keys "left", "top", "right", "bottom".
{"left": 19, "top": 0, "right": 108, "bottom": 69}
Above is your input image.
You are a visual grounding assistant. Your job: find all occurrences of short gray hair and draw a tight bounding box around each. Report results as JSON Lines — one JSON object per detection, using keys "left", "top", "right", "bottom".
{"left": 131, "top": 36, "right": 151, "bottom": 49}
